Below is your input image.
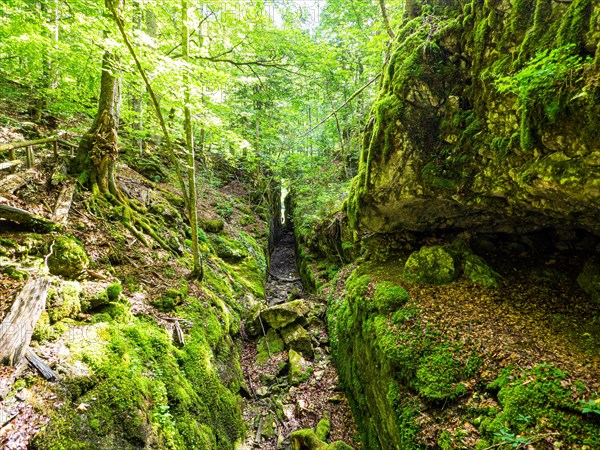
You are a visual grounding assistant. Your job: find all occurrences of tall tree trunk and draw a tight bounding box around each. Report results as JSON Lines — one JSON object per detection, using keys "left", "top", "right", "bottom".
{"left": 182, "top": 0, "right": 203, "bottom": 280}
{"left": 74, "top": 44, "right": 123, "bottom": 199}
{"left": 131, "top": 0, "right": 144, "bottom": 153}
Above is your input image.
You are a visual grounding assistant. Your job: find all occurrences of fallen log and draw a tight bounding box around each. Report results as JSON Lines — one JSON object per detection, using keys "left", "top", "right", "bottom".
{"left": 52, "top": 182, "right": 75, "bottom": 223}
{"left": 25, "top": 348, "right": 58, "bottom": 381}
{"left": 0, "top": 277, "right": 50, "bottom": 366}
{"left": 0, "top": 204, "right": 57, "bottom": 231}
{"left": 0, "top": 407, "right": 18, "bottom": 429}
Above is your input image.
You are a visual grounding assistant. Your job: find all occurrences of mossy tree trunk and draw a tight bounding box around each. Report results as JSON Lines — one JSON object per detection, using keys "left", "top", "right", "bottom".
{"left": 73, "top": 0, "right": 124, "bottom": 202}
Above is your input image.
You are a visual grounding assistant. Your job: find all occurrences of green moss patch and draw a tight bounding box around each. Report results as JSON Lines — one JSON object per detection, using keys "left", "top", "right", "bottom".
{"left": 47, "top": 236, "right": 89, "bottom": 279}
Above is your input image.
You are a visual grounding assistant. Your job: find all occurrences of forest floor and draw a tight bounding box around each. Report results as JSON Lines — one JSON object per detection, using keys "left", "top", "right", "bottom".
{"left": 317, "top": 246, "right": 600, "bottom": 448}
{"left": 240, "top": 232, "right": 359, "bottom": 449}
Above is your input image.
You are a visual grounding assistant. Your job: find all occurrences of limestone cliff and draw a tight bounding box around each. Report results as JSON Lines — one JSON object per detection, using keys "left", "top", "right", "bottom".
{"left": 348, "top": 0, "right": 600, "bottom": 235}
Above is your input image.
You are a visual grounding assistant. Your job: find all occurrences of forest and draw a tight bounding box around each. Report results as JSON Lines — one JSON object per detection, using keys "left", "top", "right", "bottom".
{"left": 0, "top": 0, "right": 599, "bottom": 449}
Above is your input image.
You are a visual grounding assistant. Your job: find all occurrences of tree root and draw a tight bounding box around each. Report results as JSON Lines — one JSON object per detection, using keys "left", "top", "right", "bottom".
{"left": 87, "top": 183, "right": 181, "bottom": 256}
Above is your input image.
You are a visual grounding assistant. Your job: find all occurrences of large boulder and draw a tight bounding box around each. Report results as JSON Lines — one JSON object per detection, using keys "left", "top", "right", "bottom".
{"left": 462, "top": 252, "right": 500, "bottom": 288}
{"left": 577, "top": 258, "right": 600, "bottom": 303}
{"left": 256, "top": 328, "right": 285, "bottom": 364}
{"left": 260, "top": 300, "right": 310, "bottom": 329}
{"left": 404, "top": 246, "right": 457, "bottom": 285}
{"left": 47, "top": 236, "right": 89, "bottom": 279}
{"left": 281, "top": 323, "right": 313, "bottom": 359}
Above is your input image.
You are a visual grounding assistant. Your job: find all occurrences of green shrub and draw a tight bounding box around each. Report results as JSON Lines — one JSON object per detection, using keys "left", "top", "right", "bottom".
{"left": 496, "top": 44, "right": 589, "bottom": 149}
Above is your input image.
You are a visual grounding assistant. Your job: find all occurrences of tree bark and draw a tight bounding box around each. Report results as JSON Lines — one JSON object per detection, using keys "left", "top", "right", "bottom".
{"left": 107, "top": 0, "right": 190, "bottom": 210}
{"left": 0, "top": 204, "right": 56, "bottom": 231}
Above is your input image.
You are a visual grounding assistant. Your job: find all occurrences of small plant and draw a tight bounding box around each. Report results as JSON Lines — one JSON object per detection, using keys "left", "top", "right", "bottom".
{"left": 494, "top": 428, "right": 528, "bottom": 448}
{"left": 215, "top": 200, "right": 234, "bottom": 220}
{"left": 581, "top": 398, "right": 600, "bottom": 415}
{"left": 497, "top": 44, "right": 587, "bottom": 108}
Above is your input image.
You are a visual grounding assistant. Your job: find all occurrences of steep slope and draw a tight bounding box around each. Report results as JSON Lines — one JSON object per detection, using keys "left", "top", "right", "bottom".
{"left": 0, "top": 131, "right": 276, "bottom": 449}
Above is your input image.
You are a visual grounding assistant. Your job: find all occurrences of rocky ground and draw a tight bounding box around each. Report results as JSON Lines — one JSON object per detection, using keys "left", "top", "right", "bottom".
{"left": 240, "top": 232, "right": 359, "bottom": 449}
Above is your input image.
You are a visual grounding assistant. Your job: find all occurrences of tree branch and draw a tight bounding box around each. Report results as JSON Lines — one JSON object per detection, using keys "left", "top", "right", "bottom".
{"left": 378, "top": 0, "right": 395, "bottom": 39}
{"left": 301, "top": 73, "right": 382, "bottom": 137}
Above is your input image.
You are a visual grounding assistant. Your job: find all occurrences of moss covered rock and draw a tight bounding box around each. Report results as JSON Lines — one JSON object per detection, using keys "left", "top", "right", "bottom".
{"left": 210, "top": 235, "right": 247, "bottom": 262}
{"left": 347, "top": 0, "right": 600, "bottom": 237}
{"left": 245, "top": 302, "right": 264, "bottom": 338}
{"left": 370, "top": 282, "right": 409, "bottom": 313}
{"left": 404, "top": 246, "right": 457, "bottom": 285}
{"left": 281, "top": 323, "right": 314, "bottom": 359}
{"left": 47, "top": 281, "right": 82, "bottom": 322}
{"left": 201, "top": 217, "right": 225, "bottom": 233}
{"left": 462, "top": 252, "right": 500, "bottom": 288}
{"left": 290, "top": 429, "right": 327, "bottom": 449}
{"left": 288, "top": 349, "right": 310, "bottom": 386}
{"left": 315, "top": 417, "right": 331, "bottom": 441}
{"left": 577, "top": 257, "right": 600, "bottom": 303}
{"left": 260, "top": 300, "right": 310, "bottom": 329}
{"left": 290, "top": 428, "right": 353, "bottom": 450}
{"left": 48, "top": 236, "right": 89, "bottom": 279}
{"left": 256, "top": 328, "right": 285, "bottom": 364}
{"left": 415, "top": 348, "right": 467, "bottom": 401}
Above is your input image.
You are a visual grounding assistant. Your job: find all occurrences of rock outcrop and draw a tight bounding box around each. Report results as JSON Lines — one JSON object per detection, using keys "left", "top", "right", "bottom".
{"left": 348, "top": 0, "right": 600, "bottom": 236}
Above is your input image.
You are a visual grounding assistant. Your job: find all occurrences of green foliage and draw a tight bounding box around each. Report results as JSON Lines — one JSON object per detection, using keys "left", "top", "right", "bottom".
{"left": 215, "top": 200, "right": 234, "bottom": 220}
{"left": 496, "top": 44, "right": 589, "bottom": 149}
{"left": 494, "top": 428, "right": 529, "bottom": 448}
{"left": 581, "top": 398, "right": 600, "bottom": 415}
